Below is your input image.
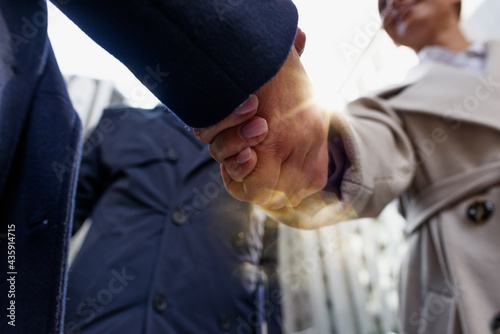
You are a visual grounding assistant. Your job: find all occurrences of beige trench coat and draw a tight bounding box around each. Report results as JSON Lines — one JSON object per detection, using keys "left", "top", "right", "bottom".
{"left": 329, "top": 40, "right": 500, "bottom": 334}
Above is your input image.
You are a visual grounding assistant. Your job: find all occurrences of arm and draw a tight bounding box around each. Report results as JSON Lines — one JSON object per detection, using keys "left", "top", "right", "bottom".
{"left": 326, "top": 97, "right": 416, "bottom": 218}
{"left": 198, "top": 75, "right": 417, "bottom": 229}
{"left": 272, "top": 98, "right": 416, "bottom": 229}
{"left": 51, "top": 0, "right": 299, "bottom": 128}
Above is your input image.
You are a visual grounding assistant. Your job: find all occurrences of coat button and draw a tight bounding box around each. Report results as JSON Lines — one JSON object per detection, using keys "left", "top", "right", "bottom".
{"left": 218, "top": 313, "right": 233, "bottom": 331}
{"left": 165, "top": 148, "right": 178, "bottom": 162}
{"left": 467, "top": 200, "right": 495, "bottom": 224}
{"left": 172, "top": 209, "right": 188, "bottom": 226}
{"left": 491, "top": 312, "right": 500, "bottom": 333}
{"left": 152, "top": 293, "right": 168, "bottom": 313}
{"left": 231, "top": 232, "right": 247, "bottom": 248}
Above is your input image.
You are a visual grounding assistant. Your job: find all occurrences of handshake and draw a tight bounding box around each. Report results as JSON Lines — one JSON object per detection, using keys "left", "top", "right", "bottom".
{"left": 194, "top": 29, "right": 340, "bottom": 228}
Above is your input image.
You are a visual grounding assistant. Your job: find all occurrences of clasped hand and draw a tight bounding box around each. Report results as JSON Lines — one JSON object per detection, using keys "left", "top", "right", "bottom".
{"left": 195, "top": 30, "right": 330, "bottom": 211}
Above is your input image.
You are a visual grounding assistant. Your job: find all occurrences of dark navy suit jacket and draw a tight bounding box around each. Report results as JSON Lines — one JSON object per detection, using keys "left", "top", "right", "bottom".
{"left": 0, "top": 0, "right": 297, "bottom": 333}
{"left": 65, "top": 107, "right": 281, "bottom": 334}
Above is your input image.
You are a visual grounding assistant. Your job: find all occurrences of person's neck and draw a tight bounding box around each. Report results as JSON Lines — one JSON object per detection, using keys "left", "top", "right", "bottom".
{"left": 416, "top": 22, "right": 470, "bottom": 53}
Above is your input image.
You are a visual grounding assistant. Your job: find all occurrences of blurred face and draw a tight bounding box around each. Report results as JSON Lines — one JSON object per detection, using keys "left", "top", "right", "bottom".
{"left": 378, "top": 0, "right": 460, "bottom": 51}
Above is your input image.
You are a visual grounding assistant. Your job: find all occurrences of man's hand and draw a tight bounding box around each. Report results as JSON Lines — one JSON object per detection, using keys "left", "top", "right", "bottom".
{"left": 195, "top": 35, "right": 331, "bottom": 210}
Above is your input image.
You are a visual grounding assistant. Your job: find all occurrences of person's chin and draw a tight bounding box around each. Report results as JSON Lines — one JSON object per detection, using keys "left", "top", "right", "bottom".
{"left": 396, "top": 24, "right": 427, "bottom": 48}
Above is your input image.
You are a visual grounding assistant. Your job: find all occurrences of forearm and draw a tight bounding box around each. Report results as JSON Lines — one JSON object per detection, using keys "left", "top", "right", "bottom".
{"left": 52, "top": 0, "right": 299, "bottom": 127}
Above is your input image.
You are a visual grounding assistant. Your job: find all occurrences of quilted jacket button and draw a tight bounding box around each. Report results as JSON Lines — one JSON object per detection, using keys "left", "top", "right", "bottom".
{"left": 165, "top": 148, "right": 178, "bottom": 162}
{"left": 152, "top": 293, "right": 168, "bottom": 314}
{"left": 172, "top": 209, "right": 188, "bottom": 226}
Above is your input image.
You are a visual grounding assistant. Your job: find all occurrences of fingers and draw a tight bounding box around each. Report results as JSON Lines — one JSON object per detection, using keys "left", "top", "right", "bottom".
{"left": 221, "top": 147, "right": 258, "bottom": 182}
{"left": 208, "top": 116, "right": 268, "bottom": 163}
{"left": 223, "top": 151, "right": 282, "bottom": 206}
{"left": 221, "top": 106, "right": 330, "bottom": 210}
{"left": 194, "top": 95, "right": 259, "bottom": 144}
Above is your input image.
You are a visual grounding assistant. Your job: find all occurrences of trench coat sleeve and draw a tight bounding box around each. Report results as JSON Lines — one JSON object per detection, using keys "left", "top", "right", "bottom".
{"left": 72, "top": 125, "right": 112, "bottom": 234}
{"left": 327, "top": 97, "right": 416, "bottom": 219}
{"left": 51, "top": 0, "right": 299, "bottom": 128}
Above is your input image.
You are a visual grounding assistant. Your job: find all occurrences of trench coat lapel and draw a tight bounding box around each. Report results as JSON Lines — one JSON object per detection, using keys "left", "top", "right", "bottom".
{"left": 380, "top": 40, "right": 500, "bottom": 133}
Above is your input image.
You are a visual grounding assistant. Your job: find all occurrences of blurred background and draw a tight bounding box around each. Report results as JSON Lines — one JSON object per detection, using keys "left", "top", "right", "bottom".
{"left": 48, "top": 0, "right": 500, "bottom": 333}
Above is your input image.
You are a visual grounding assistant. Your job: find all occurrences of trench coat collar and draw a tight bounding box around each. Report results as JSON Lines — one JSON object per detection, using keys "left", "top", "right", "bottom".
{"left": 374, "top": 40, "right": 500, "bottom": 133}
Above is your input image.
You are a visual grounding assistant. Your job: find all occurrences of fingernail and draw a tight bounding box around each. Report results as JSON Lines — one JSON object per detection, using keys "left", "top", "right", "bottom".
{"left": 241, "top": 118, "right": 268, "bottom": 139}
{"left": 234, "top": 95, "right": 258, "bottom": 115}
{"left": 236, "top": 147, "right": 252, "bottom": 164}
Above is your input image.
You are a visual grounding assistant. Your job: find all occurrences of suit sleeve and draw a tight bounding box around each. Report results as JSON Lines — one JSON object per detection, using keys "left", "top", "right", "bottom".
{"left": 326, "top": 97, "right": 416, "bottom": 219}
{"left": 51, "top": 0, "right": 299, "bottom": 128}
{"left": 72, "top": 121, "right": 112, "bottom": 234}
